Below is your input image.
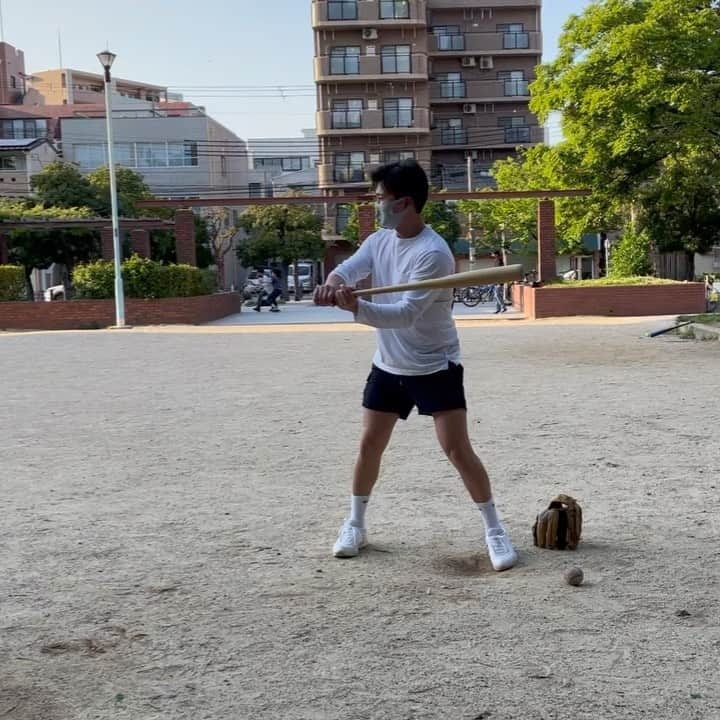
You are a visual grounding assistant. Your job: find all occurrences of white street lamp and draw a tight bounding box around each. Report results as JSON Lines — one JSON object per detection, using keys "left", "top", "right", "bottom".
{"left": 97, "top": 49, "right": 126, "bottom": 327}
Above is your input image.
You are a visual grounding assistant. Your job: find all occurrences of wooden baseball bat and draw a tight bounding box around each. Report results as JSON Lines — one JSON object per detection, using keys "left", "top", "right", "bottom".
{"left": 353, "top": 264, "right": 524, "bottom": 297}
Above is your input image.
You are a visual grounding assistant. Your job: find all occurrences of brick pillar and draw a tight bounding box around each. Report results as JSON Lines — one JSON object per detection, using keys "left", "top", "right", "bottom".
{"left": 358, "top": 204, "right": 376, "bottom": 244}
{"left": 537, "top": 199, "right": 557, "bottom": 283}
{"left": 101, "top": 227, "right": 114, "bottom": 261}
{"left": 0, "top": 233, "right": 8, "bottom": 264}
{"left": 130, "top": 229, "right": 151, "bottom": 258}
{"left": 175, "top": 209, "right": 196, "bottom": 266}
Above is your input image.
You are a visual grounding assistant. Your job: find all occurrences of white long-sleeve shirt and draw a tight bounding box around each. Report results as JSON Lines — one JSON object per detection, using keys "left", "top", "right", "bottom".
{"left": 333, "top": 225, "right": 461, "bottom": 376}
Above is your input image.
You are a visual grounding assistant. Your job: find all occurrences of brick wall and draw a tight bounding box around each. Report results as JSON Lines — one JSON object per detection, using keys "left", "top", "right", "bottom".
{"left": 0, "top": 292, "right": 241, "bottom": 331}
{"left": 513, "top": 283, "right": 706, "bottom": 320}
{"left": 358, "top": 204, "right": 376, "bottom": 244}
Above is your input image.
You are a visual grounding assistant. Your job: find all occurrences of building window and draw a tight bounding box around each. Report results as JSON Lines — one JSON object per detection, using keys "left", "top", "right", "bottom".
{"left": 114, "top": 143, "right": 137, "bottom": 167}
{"left": 330, "top": 46, "right": 361, "bottom": 75}
{"left": 333, "top": 152, "right": 365, "bottom": 183}
{"left": 433, "top": 26, "right": 464, "bottom": 51}
{"left": 220, "top": 155, "right": 228, "bottom": 177}
{"left": 498, "top": 23, "right": 530, "bottom": 49}
{"left": 10, "top": 76, "right": 17, "bottom": 89}
{"left": 437, "top": 72, "right": 466, "bottom": 98}
{"left": 440, "top": 119, "right": 467, "bottom": 145}
{"left": 254, "top": 158, "right": 283, "bottom": 170}
{"left": 336, "top": 204, "right": 352, "bottom": 233}
{"left": 74, "top": 144, "right": 107, "bottom": 170}
{"left": 0, "top": 156, "right": 17, "bottom": 169}
{"left": 498, "top": 70, "right": 529, "bottom": 96}
{"left": 380, "top": 0, "right": 410, "bottom": 19}
{"left": 383, "top": 150, "right": 415, "bottom": 163}
{"left": 280, "top": 157, "right": 302, "bottom": 171}
{"left": 1, "top": 119, "right": 48, "bottom": 139}
{"left": 381, "top": 45, "right": 411, "bottom": 73}
{"left": 332, "top": 99, "right": 363, "bottom": 129}
{"left": 383, "top": 98, "right": 413, "bottom": 128}
{"left": 248, "top": 183, "right": 263, "bottom": 198}
{"left": 328, "top": 0, "right": 357, "bottom": 20}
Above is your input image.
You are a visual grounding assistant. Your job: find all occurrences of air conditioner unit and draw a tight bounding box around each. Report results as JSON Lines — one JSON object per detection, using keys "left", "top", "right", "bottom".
{"left": 367, "top": 99, "right": 378, "bottom": 110}
{"left": 463, "top": 103, "right": 477, "bottom": 114}
{"left": 479, "top": 56, "right": 494, "bottom": 69}
{"left": 370, "top": 153, "right": 381, "bottom": 164}
{"left": 461, "top": 57, "right": 477, "bottom": 67}
{"left": 362, "top": 28, "right": 378, "bottom": 40}
{"left": 465, "top": 150, "right": 479, "bottom": 160}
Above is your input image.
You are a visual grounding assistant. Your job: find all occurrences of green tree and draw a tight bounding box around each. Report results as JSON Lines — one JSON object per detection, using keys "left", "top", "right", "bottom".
{"left": 0, "top": 200, "right": 96, "bottom": 298}
{"left": 87, "top": 165, "right": 154, "bottom": 217}
{"left": 341, "top": 204, "right": 362, "bottom": 245}
{"left": 238, "top": 204, "right": 324, "bottom": 297}
{"left": 609, "top": 229, "right": 653, "bottom": 278}
{"left": 422, "top": 198, "right": 461, "bottom": 251}
{"left": 530, "top": 0, "right": 720, "bottom": 275}
{"left": 31, "top": 162, "right": 99, "bottom": 211}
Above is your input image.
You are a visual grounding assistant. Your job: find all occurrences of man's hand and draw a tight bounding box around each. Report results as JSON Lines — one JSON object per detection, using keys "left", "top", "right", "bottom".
{"left": 313, "top": 284, "right": 337, "bottom": 306}
{"left": 335, "top": 285, "right": 359, "bottom": 315}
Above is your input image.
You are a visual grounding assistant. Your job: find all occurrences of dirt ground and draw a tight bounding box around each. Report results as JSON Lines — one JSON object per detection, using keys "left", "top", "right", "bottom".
{"left": 1, "top": 320, "right": 719, "bottom": 720}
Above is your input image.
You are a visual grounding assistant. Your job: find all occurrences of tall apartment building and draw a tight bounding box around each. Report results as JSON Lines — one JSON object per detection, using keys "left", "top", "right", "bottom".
{"left": 312, "top": 0, "right": 543, "bottom": 237}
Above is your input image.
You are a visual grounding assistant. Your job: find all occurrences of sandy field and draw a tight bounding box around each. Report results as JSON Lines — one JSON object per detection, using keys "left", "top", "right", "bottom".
{"left": 1, "top": 320, "right": 719, "bottom": 720}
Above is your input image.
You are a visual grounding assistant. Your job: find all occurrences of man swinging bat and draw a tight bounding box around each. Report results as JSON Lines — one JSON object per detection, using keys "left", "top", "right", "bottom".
{"left": 314, "top": 159, "right": 518, "bottom": 571}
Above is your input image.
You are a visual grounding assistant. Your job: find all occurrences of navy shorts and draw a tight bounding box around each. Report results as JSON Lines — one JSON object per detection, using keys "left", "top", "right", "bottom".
{"left": 362, "top": 363, "right": 467, "bottom": 420}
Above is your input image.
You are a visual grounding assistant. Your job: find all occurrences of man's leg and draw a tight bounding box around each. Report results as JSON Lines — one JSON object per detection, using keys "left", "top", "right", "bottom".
{"left": 333, "top": 409, "right": 398, "bottom": 558}
{"left": 433, "top": 409, "right": 491, "bottom": 502}
{"left": 353, "top": 409, "right": 399, "bottom": 496}
{"left": 434, "top": 409, "right": 517, "bottom": 571}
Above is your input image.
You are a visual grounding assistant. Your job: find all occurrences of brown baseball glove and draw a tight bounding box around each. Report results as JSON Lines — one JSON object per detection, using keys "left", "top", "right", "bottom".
{"left": 532, "top": 494, "right": 582, "bottom": 550}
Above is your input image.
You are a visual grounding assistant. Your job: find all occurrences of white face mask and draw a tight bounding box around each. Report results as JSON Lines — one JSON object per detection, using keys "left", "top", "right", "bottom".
{"left": 376, "top": 197, "right": 410, "bottom": 230}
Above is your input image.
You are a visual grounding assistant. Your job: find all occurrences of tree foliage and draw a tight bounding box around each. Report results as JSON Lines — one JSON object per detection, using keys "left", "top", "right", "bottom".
{"left": 422, "top": 198, "right": 461, "bottom": 250}
{"left": 528, "top": 0, "right": 720, "bottom": 273}
{"left": 30, "top": 162, "right": 98, "bottom": 210}
{"left": 237, "top": 204, "right": 324, "bottom": 267}
{"left": 86, "top": 165, "right": 154, "bottom": 217}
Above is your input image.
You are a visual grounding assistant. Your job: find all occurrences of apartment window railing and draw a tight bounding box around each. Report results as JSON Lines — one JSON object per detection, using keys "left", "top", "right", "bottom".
{"left": 504, "top": 80, "right": 530, "bottom": 96}
{"left": 439, "top": 81, "right": 466, "bottom": 98}
{"left": 331, "top": 110, "right": 362, "bottom": 129}
{"left": 380, "top": 0, "right": 410, "bottom": 19}
{"left": 504, "top": 126, "right": 532, "bottom": 143}
{"left": 330, "top": 48, "right": 361, "bottom": 75}
{"left": 503, "top": 32, "right": 530, "bottom": 49}
{"left": 333, "top": 164, "right": 366, "bottom": 183}
{"left": 440, "top": 128, "right": 468, "bottom": 145}
{"left": 437, "top": 34, "right": 465, "bottom": 51}
{"left": 327, "top": 0, "right": 358, "bottom": 20}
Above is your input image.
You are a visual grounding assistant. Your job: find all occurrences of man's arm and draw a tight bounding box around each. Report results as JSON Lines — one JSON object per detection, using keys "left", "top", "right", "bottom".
{"left": 336, "top": 251, "right": 454, "bottom": 329}
{"left": 314, "top": 235, "right": 374, "bottom": 306}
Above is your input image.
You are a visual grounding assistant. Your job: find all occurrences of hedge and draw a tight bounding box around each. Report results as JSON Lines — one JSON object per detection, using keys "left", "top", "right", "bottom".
{"left": 73, "top": 256, "right": 215, "bottom": 299}
{"left": 0, "top": 265, "right": 26, "bottom": 301}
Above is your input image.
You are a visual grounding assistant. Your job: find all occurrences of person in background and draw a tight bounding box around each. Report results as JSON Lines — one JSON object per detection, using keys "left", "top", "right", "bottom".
{"left": 491, "top": 250, "right": 506, "bottom": 314}
{"left": 255, "top": 268, "right": 282, "bottom": 313}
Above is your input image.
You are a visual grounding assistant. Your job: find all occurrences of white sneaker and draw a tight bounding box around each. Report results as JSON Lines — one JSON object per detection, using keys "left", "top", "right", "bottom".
{"left": 333, "top": 519, "right": 368, "bottom": 558}
{"left": 486, "top": 526, "right": 518, "bottom": 571}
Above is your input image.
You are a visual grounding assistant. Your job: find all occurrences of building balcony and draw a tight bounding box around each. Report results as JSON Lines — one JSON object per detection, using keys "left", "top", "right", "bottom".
{"left": 316, "top": 108, "right": 430, "bottom": 135}
{"left": 430, "top": 79, "right": 532, "bottom": 102}
{"left": 427, "top": 0, "right": 540, "bottom": 8}
{"left": 314, "top": 54, "right": 428, "bottom": 83}
{"left": 431, "top": 124, "right": 544, "bottom": 149}
{"left": 312, "top": 0, "right": 427, "bottom": 28}
{"left": 428, "top": 31, "right": 541, "bottom": 56}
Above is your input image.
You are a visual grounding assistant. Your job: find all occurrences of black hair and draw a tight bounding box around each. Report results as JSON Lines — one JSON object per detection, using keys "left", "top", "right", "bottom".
{"left": 271, "top": 268, "right": 282, "bottom": 278}
{"left": 371, "top": 159, "right": 429, "bottom": 213}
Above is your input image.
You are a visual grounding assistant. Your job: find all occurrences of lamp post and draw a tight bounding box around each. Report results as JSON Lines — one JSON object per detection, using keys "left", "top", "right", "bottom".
{"left": 97, "top": 49, "right": 125, "bottom": 327}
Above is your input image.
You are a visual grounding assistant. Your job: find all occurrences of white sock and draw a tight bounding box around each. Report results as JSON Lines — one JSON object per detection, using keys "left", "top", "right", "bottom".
{"left": 477, "top": 498, "right": 502, "bottom": 532}
{"left": 350, "top": 495, "right": 370, "bottom": 528}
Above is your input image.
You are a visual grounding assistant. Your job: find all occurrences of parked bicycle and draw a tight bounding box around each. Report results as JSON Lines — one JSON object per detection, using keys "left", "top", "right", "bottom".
{"left": 452, "top": 285, "right": 493, "bottom": 308}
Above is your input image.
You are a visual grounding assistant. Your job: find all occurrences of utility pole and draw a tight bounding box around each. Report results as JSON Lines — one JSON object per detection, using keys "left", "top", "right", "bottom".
{"left": 466, "top": 154, "right": 475, "bottom": 266}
